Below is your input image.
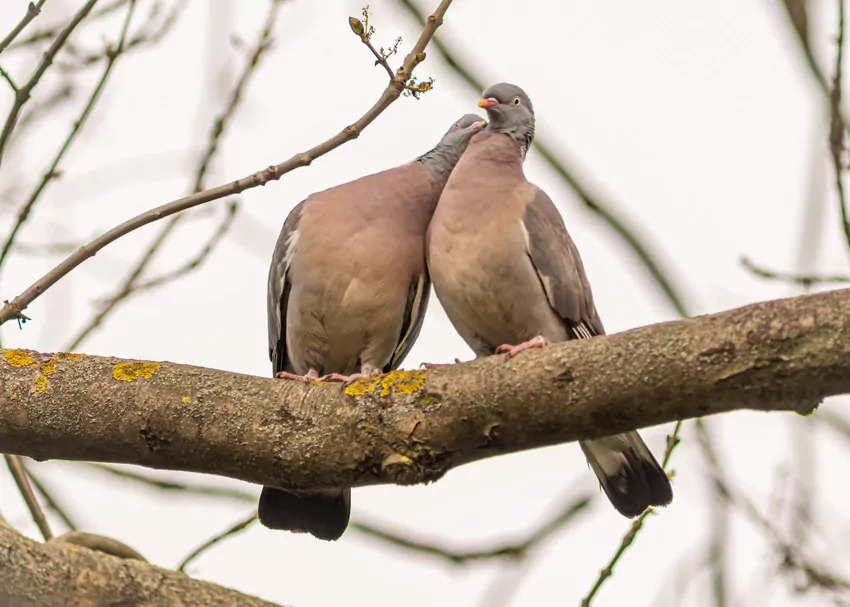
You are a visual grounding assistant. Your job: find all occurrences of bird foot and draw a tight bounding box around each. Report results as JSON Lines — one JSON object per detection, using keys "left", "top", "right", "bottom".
{"left": 420, "top": 358, "right": 462, "bottom": 369}
{"left": 495, "top": 335, "right": 547, "bottom": 358}
{"left": 317, "top": 368, "right": 380, "bottom": 386}
{"left": 274, "top": 368, "right": 321, "bottom": 382}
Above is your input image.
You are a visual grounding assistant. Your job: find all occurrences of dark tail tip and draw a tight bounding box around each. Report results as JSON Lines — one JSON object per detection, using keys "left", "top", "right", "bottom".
{"left": 581, "top": 435, "right": 674, "bottom": 518}
{"left": 258, "top": 486, "right": 351, "bottom": 541}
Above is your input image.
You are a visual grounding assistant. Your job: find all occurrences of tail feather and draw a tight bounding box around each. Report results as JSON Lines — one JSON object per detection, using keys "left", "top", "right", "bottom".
{"left": 258, "top": 486, "right": 351, "bottom": 541}
{"left": 580, "top": 431, "right": 673, "bottom": 518}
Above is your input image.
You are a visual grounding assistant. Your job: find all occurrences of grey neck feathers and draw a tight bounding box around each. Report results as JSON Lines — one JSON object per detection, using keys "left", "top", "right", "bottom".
{"left": 416, "top": 141, "right": 467, "bottom": 178}
{"left": 490, "top": 122, "right": 535, "bottom": 160}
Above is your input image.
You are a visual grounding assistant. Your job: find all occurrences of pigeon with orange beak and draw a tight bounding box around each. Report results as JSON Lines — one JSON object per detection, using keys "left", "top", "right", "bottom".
{"left": 427, "top": 84, "right": 673, "bottom": 518}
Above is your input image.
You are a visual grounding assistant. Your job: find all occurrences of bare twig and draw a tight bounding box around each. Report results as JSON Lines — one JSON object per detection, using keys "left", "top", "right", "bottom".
{"left": 76, "top": 461, "right": 256, "bottom": 502}
{"left": 177, "top": 512, "right": 257, "bottom": 572}
{"left": 695, "top": 419, "right": 730, "bottom": 607}
{"left": 63, "top": 0, "right": 283, "bottom": 349}
{"left": 393, "top": 0, "right": 689, "bottom": 318}
{"left": 56, "top": 0, "right": 187, "bottom": 72}
{"left": 580, "top": 421, "right": 682, "bottom": 606}
{"left": 5, "top": 0, "right": 129, "bottom": 53}
{"left": 0, "top": 0, "right": 48, "bottom": 55}
{"left": 349, "top": 7, "right": 434, "bottom": 96}
{"left": 703, "top": 438, "right": 850, "bottom": 597}
{"left": 741, "top": 256, "right": 850, "bottom": 285}
{"left": 18, "top": 460, "right": 79, "bottom": 532}
{"left": 830, "top": 0, "right": 849, "bottom": 254}
{"left": 122, "top": 201, "right": 240, "bottom": 293}
{"left": 780, "top": 0, "right": 850, "bottom": 140}
{"left": 353, "top": 492, "right": 590, "bottom": 564}
{"left": 0, "top": 0, "right": 97, "bottom": 170}
{"left": 0, "top": 0, "right": 455, "bottom": 330}
{"left": 0, "top": 0, "right": 138, "bottom": 287}
{"left": 4, "top": 454, "right": 52, "bottom": 540}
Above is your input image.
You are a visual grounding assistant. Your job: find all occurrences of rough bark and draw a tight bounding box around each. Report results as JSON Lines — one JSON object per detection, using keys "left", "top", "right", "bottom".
{"left": 0, "top": 289, "right": 846, "bottom": 492}
{"left": 0, "top": 518, "right": 281, "bottom": 607}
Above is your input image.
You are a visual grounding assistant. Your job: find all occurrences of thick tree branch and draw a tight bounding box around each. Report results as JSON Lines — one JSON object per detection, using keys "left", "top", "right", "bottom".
{"left": 0, "top": 289, "right": 841, "bottom": 491}
{"left": 0, "top": 519, "right": 282, "bottom": 607}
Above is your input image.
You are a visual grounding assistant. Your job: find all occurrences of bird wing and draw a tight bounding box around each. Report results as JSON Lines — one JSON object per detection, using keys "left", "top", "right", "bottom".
{"left": 521, "top": 185, "right": 605, "bottom": 339}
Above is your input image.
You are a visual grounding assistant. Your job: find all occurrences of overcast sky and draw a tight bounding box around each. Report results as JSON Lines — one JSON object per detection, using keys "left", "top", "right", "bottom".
{"left": 1, "top": 1, "right": 849, "bottom": 606}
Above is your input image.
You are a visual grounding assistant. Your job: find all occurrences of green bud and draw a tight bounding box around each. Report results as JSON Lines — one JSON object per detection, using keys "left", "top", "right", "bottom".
{"left": 349, "top": 17, "right": 364, "bottom": 36}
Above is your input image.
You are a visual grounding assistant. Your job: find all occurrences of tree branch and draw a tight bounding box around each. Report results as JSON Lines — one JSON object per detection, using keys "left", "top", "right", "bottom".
{"left": 0, "top": 0, "right": 454, "bottom": 329}
{"left": 0, "top": 0, "right": 48, "bottom": 55}
{"left": 0, "top": 289, "right": 840, "bottom": 492}
{"left": 0, "top": 520, "right": 283, "bottom": 607}
{"left": 0, "top": 0, "right": 97, "bottom": 171}
{"left": 0, "top": 0, "right": 139, "bottom": 287}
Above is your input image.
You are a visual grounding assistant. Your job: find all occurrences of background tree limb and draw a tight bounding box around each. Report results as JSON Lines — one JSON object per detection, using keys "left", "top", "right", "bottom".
{"left": 0, "top": 517, "right": 283, "bottom": 607}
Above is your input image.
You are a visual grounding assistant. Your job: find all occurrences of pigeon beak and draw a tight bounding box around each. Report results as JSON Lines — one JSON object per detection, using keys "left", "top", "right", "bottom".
{"left": 471, "top": 120, "right": 487, "bottom": 130}
{"left": 478, "top": 98, "right": 499, "bottom": 109}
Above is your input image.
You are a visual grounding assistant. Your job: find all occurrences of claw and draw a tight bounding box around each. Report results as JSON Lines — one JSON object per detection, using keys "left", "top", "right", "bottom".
{"left": 495, "top": 335, "right": 547, "bottom": 358}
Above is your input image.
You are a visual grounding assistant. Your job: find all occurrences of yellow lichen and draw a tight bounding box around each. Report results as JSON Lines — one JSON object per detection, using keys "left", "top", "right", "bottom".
{"left": 344, "top": 370, "right": 426, "bottom": 397}
{"left": 344, "top": 375, "right": 382, "bottom": 397}
{"left": 113, "top": 362, "right": 160, "bottom": 382}
{"left": 4, "top": 349, "right": 35, "bottom": 368}
{"left": 63, "top": 353, "right": 85, "bottom": 360}
{"left": 40, "top": 359, "right": 57, "bottom": 375}
{"left": 34, "top": 375, "right": 48, "bottom": 393}
{"left": 11, "top": 393, "right": 17, "bottom": 399}
{"left": 181, "top": 396, "right": 190, "bottom": 404}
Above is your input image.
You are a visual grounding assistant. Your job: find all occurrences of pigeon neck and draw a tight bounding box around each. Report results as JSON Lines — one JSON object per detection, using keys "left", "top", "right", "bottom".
{"left": 487, "top": 122, "right": 535, "bottom": 160}
{"left": 416, "top": 142, "right": 465, "bottom": 179}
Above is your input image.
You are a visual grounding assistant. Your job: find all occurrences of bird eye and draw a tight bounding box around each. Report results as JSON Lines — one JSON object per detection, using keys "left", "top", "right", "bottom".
{"left": 451, "top": 123, "right": 459, "bottom": 130}
{"left": 512, "top": 97, "right": 521, "bottom": 106}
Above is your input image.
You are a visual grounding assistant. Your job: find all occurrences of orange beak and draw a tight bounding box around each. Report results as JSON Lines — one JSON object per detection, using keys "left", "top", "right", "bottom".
{"left": 471, "top": 120, "right": 487, "bottom": 129}
{"left": 478, "top": 98, "right": 499, "bottom": 109}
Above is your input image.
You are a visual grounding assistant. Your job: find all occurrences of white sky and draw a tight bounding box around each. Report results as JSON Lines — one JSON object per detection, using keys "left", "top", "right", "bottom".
{"left": 1, "top": 1, "right": 849, "bottom": 605}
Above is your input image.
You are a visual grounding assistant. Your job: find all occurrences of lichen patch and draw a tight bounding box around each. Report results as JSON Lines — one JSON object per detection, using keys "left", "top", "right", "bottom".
{"left": 3, "top": 349, "right": 36, "bottom": 368}
{"left": 113, "top": 362, "right": 161, "bottom": 382}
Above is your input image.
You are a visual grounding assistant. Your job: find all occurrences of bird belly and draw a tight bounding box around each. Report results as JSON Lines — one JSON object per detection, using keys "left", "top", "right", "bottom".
{"left": 285, "top": 277, "right": 406, "bottom": 376}
{"left": 430, "top": 227, "right": 565, "bottom": 355}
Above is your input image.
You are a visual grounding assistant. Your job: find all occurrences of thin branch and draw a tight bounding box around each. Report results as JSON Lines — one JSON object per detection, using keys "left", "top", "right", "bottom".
{"left": 0, "top": 0, "right": 454, "bottom": 329}
{"left": 350, "top": 7, "right": 434, "bottom": 95}
{"left": 0, "top": 0, "right": 48, "bottom": 55}
{"left": 0, "top": 0, "right": 98, "bottom": 171}
{"left": 704, "top": 436, "right": 850, "bottom": 597}
{"left": 741, "top": 257, "right": 850, "bottom": 285}
{"left": 3, "top": 454, "right": 52, "bottom": 540}
{"left": 580, "top": 421, "right": 682, "bottom": 606}
{"left": 393, "top": 0, "right": 690, "bottom": 318}
{"left": 695, "top": 419, "right": 730, "bottom": 607}
{"left": 177, "top": 512, "right": 257, "bottom": 573}
{"left": 4, "top": 0, "right": 130, "bottom": 53}
{"left": 76, "top": 461, "right": 256, "bottom": 502}
{"left": 830, "top": 0, "right": 849, "bottom": 255}
{"left": 55, "top": 0, "right": 187, "bottom": 72}
{"left": 63, "top": 0, "right": 282, "bottom": 349}
{"left": 115, "top": 200, "right": 239, "bottom": 294}
{"left": 0, "top": 0, "right": 138, "bottom": 287}
{"left": 17, "top": 460, "right": 79, "bottom": 532}
{"left": 779, "top": 0, "right": 850, "bottom": 140}
{"left": 352, "top": 492, "right": 590, "bottom": 564}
